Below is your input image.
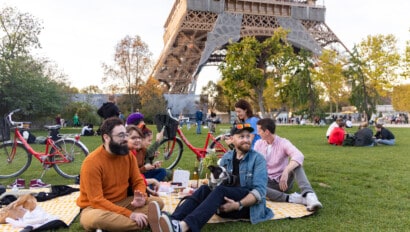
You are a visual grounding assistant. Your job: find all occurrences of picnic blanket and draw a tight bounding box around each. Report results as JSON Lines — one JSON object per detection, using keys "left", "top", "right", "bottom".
{"left": 160, "top": 194, "right": 315, "bottom": 223}
{"left": 0, "top": 185, "right": 80, "bottom": 232}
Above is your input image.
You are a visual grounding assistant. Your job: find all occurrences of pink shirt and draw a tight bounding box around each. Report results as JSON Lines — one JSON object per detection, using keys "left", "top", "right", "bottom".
{"left": 254, "top": 135, "right": 304, "bottom": 182}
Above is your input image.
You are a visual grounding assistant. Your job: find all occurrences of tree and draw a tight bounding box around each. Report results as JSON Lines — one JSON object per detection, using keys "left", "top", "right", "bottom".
{"left": 284, "top": 49, "right": 320, "bottom": 118}
{"left": 392, "top": 84, "right": 410, "bottom": 112}
{"left": 201, "top": 81, "right": 219, "bottom": 111}
{"left": 312, "top": 49, "right": 347, "bottom": 112}
{"left": 219, "top": 29, "right": 294, "bottom": 113}
{"left": 81, "top": 85, "right": 102, "bottom": 94}
{"left": 138, "top": 76, "right": 167, "bottom": 123}
{"left": 357, "top": 34, "right": 401, "bottom": 97}
{"left": 0, "top": 7, "right": 42, "bottom": 59}
{"left": 0, "top": 7, "right": 68, "bottom": 117}
{"left": 345, "top": 35, "right": 401, "bottom": 120}
{"left": 102, "top": 35, "right": 153, "bottom": 112}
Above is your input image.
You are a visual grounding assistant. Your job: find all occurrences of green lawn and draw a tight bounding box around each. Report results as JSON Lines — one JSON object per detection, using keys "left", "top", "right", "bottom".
{"left": 2, "top": 124, "right": 409, "bottom": 231}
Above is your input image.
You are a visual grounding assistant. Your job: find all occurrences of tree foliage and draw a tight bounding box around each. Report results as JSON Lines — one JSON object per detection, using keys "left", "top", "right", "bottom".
{"left": 312, "top": 49, "right": 347, "bottom": 112}
{"left": 0, "top": 7, "right": 68, "bottom": 118}
{"left": 219, "top": 29, "right": 294, "bottom": 113}
{"left": 392, "top": 84, "right": 410, "bottom": 112}
{"left": 138, "top": 77, "right": 167, "bottom": 123}
{"left": 102, "top": 35, "right": 153, "bottom": 112}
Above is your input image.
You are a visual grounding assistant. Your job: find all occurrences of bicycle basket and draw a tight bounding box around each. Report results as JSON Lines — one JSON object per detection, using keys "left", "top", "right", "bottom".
{"left": 154, "top": 114, "right": 179, "bottom": 138}
{"left": 0, "top": 117, "right": 10, "bottom": 142}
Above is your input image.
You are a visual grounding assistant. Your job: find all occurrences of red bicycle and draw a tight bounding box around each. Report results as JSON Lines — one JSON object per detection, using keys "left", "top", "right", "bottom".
{"left": 152, "top": 109, "right": 230, "bottom": 172}
{"left": 0, "top": 109, "right": 89, "bottom": 179}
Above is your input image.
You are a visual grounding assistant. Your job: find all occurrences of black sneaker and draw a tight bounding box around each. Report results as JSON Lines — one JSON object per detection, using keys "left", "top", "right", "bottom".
{"left": 159, "top": 214, "right": 181, "bottom": 232}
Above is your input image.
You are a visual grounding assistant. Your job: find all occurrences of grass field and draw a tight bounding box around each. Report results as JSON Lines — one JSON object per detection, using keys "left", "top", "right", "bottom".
{"left": 1, "top": 124, "right": 409, "bottom": 231}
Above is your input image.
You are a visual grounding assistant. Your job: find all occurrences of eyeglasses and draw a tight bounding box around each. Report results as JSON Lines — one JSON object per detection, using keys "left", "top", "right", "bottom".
{"left": 235, "top": 123, "right": 251, "bottom": 129}
{"left": 112, "top": 133, "right": 129, "bottom": 139}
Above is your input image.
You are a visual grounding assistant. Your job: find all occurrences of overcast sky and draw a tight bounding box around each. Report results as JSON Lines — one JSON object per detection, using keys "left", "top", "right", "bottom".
{"left": 1, "top": 0, "right": 409, "bottom": 91}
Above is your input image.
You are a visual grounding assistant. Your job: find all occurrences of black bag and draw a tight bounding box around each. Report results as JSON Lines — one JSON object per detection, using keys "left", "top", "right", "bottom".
{"left": 0, "top": 117, "right": 10, "bottom": 142}
{"left": 343, "top": 134, "right": 356, "bottom": 146}
{"left": 20, "top": 129, "right": 36, "bottom": 144}
{"left": 154, "top": 114, "right": 179, "bottom": 138}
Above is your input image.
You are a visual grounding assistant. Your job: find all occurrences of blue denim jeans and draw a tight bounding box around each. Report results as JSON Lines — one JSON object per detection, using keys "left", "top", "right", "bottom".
{"left": 144, "top": 168, "right": 167, "bottom": 182}
{"left": 171, "top": 185, "right": 250, "bottom": 232}
{"left": 196, "top": 121, "right": 202, "bottom": 134}
{"left": 376, "top": 139, "right": 395, "bottom": 145}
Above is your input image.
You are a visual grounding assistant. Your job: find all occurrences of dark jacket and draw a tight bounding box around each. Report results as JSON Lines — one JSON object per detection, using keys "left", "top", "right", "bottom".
{"left": 97, "top": 102, "right": 120, "bottom": 119}
{"left": 354, "top": 128, "right": 374, "bottom": 146}
{"left": 375, "top": 128, "right": 395, "bottom": 140}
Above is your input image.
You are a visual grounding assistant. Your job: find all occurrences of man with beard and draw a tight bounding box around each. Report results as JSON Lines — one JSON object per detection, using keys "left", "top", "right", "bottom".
{"left": 76, "top": 117, "right": 163, "bottom": 232}
{"left": 151, "top": 123, "right": 273, "bottom": 232}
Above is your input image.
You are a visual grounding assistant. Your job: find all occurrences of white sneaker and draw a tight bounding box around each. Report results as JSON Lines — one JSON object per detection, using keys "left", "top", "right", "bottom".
{"left": 288, "top": 192, "right": 306, "bottom": 205}
{"left": 306, "top": 192, "right": 323, "bottom": 211}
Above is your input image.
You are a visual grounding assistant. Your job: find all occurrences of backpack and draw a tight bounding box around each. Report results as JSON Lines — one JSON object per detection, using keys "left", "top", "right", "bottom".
{"left": 343, "top": 134, "right": 356, "bottom": 146}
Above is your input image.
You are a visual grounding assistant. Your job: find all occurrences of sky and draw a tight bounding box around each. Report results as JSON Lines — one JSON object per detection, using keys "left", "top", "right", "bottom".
{"left": 1, "top": 0, "right": 409, "bottom": 92}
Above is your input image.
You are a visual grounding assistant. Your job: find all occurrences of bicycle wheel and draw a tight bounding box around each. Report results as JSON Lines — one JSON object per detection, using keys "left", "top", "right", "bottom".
{"left": 50, "top": 139, "right": 88, "bottom": 179}
{"left": 0, "top": 142, "right": 32, "bottom": 179}
{"left": 152, "top": 137, "right": 183, "bottom": 170}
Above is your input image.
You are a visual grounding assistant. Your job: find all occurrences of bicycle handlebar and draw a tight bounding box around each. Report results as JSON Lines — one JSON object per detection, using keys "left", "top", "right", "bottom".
{"left": 6, "top": 109, "right": 22, "bottom": 126}
{"left": 167, "top": 108, "right": 179, "bottom": 121}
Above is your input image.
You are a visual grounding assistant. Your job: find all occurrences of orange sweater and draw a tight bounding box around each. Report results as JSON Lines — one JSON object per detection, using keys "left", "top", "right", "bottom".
{"left": 76, "top": 145, "right": 147, "bottom": 217}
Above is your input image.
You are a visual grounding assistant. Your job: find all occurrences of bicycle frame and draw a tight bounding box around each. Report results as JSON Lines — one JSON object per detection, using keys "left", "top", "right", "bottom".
{"left": 175, "top": 127, "right": 224, "bottom": 160}
{"left": 8, "top": 127, "right": 74, "bottom": 166}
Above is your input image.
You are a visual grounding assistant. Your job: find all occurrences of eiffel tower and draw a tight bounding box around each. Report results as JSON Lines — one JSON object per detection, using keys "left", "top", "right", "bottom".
{"left": 152, "top": 0, "right": 347, "bottom": 94}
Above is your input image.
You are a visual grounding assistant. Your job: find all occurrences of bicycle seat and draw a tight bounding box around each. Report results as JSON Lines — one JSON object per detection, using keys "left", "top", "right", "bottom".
{"left": 44, "top": 125, "right": 61, "bottom": 130}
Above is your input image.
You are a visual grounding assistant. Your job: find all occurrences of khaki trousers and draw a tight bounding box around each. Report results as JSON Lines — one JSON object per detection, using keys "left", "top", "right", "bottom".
{"left": 80, "top": 196, "right": 164, "bottom": 232}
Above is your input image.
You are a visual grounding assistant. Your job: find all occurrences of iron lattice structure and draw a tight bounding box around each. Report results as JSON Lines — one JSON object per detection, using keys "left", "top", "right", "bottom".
{"left": 152, "top": 0, "right": 347, "bottom": 94}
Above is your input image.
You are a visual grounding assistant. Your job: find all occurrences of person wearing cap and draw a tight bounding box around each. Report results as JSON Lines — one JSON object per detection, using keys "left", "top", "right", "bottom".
{"left": 374, "top": 124, "right": 395, "bottom": 145}
{"left": 151, "top": 123, "right": 273, "bottom": 232}
{"left": 254, "top": 118, "right": 322, "bottom": 212}
{"left": 126, "top": 112, "right": 145, "bottom": 128}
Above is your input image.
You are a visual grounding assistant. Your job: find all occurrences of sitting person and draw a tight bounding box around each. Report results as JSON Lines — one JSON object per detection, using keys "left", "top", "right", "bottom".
{"left": 80, "top": 123, "right": 94, "bottom": 136}
{"left": 354, "top": 122, "right": 374, "bottom": 146}
{"left": 325, "top": 118, "right": 342, "bottom": 139}
{"left": 374, "top": 124, "right": 395, "bottom": 145}
{"left": 328, "top": 121, "right": 346, "bottom": 146}
{"left": 139, "top": 127, "right": 167, "bottom": 182}
{"left": 76, "top": 117, "right": 164, "bottom": 232}
{"left": 126, "top": 125, "right": 161, "bottom": 196}
{"left": 150, "top": 123, "right": 273, "bottom": 232}
{"left": 254, "top": 118, "right": 322, "bottom": 211}
{"left": 126, "top": 112, "right": 145, "bottom": 128}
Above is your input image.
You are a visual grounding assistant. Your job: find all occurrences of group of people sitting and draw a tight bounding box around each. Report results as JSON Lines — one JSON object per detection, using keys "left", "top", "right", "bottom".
{"left": 326, "top": 118, "right": 396, "bottom": 146}
{"left": 75, "top": 99, "right": 323, "bottom": 232}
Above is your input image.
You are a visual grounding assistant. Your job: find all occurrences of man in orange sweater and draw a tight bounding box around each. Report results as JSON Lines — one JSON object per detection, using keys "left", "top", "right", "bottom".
{"left": 77, "top": 117, "right": 164, "bottom": 231}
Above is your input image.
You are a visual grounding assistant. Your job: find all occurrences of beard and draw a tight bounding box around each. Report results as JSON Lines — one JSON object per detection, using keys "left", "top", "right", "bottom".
{"left": 109, "top": 139, "right": 129, "bottom": 156}
{"left": 236, "top": 142, "right": 251, "bottom": 154}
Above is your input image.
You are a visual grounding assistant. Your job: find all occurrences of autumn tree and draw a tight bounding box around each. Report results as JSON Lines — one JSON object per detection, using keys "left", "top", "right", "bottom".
{"left": 219, "top": 29, "right": 294, "bottom": 113}
{"left": 81, "top": 85, "right": 102, "bottom": 94}
{"left": 357, "top": 34, "right": 401, "bottom": 97}
{"left": 345, "top": 35, "right": 401, "bottom": 120}
{"left": 312, "top": 49, "right": 346, "bottom": 112}
{"left": 392, "top": 84, "right": 410, "bottom": 112}
{"left": 138, "top": 76, "right": 167, "bottom": 123}
{"left": 102, "top": 35, "right": 152, "bottom": 112}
